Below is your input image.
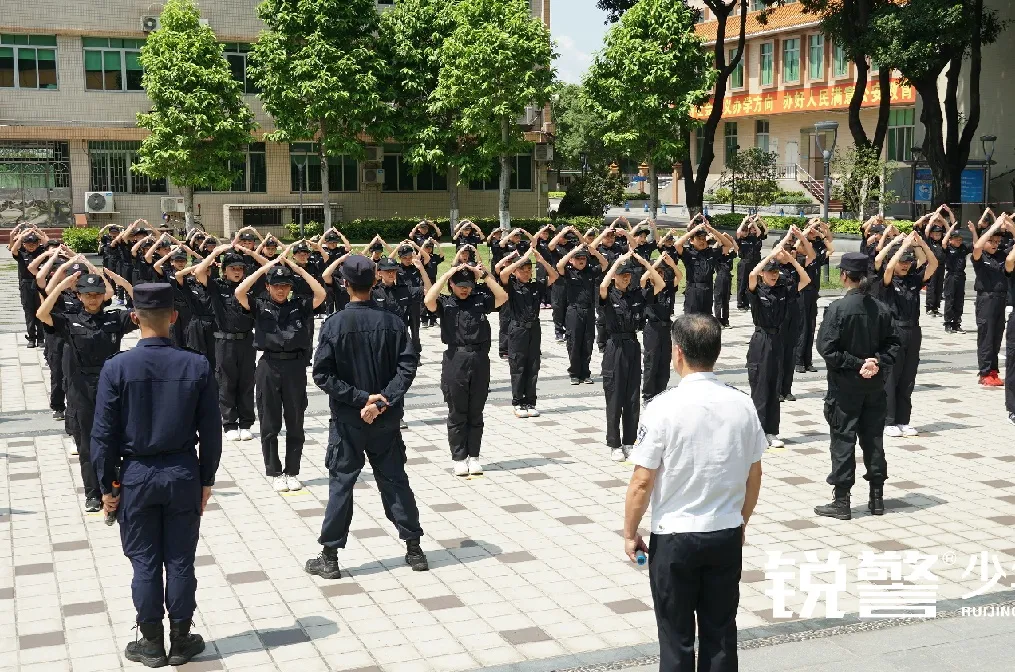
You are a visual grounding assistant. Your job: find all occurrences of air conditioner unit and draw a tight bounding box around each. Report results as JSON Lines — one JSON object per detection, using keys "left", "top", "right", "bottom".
{"left": 85, "top": 192, "right": 115, "bottom": 214}
{"left": 141, "top": 15, "right": 160, "bottom": 32}
{"left": 524, "top": 105, "right": 541, "bottom": 126}
{"left": 364, "top": 146, "right": 383, "bottom": 163}
{"left": 533, "top": 143, "right": 553, "bottom": 163}
{"left": 161, "top": 196, "right": 185, "bottom": 213}
{"left": 362, "top": 168, "right": 386, "bottom": 185}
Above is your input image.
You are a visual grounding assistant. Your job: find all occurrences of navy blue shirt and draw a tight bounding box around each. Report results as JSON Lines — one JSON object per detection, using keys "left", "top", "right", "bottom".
{"left": 90, "top": 337, "right": 222, "bottom": 493}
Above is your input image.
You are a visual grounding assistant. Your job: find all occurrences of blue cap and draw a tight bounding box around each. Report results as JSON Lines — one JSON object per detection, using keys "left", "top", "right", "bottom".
{"left": 133, "top": 283, "right": 174, "bottom": 309}
{"left": 340, "top": 255, "right": 376, "bottom": 287}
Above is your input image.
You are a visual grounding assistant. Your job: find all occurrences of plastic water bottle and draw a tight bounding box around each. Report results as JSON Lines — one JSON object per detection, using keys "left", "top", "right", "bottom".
{"left": 643, "top": 202, "right": 649, "bottom": 213}
{"left": 661, "top": 204, "right": 668, "bottom": 214}
{"left": 636, "top": 550, "right": 647, "bottom": 566}
{"left": 624, "top": 200, "right": 630, "bottom": 212}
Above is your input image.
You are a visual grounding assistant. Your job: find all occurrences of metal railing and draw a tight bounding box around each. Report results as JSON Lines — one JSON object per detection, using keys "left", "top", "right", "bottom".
{"left": 774, "top": 163, "right": 798, "bottom": 180}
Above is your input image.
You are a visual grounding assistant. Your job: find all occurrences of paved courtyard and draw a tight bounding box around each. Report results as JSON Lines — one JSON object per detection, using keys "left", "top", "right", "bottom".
{"left": 1, "top": 259, "right": 1015, "bottom": 671}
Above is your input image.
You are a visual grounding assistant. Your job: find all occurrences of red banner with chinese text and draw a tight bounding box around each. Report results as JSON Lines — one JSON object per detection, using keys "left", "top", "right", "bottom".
{"left": 691, "top": 78, "right": 914, "bottom": 120}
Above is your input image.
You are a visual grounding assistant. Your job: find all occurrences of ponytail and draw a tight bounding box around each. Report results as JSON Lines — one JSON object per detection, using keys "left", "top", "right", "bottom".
{"left": 842, "top": 269, "right": 871, "bottom": 295}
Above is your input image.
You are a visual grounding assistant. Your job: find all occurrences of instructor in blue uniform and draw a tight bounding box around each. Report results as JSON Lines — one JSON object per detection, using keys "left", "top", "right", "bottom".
{"left": 91, "top": 284, "right": 222, "bottom": 668}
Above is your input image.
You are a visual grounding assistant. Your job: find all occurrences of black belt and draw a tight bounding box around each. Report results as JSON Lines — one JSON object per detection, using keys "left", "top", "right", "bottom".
{"left": 214, "top": 331, "right": 249, "bottom": 340}
{"left": 687, "top": 282, "right": 711, "bottom": 289}
{"left": 609, "top": 333, "right": 637, "bottom": 341}
{"left": 509, "top": 320, "right": 538, "bottom": 329}
{"left": 77, "top": 366, "right": 103, "bottom": 375}
{"left": 756, "top": 326, "right": 781, "bottom": 335}
{"left": 895, "top": 321, "right": 919, "bottom": 328}
{"left": 449, "top": 344, "right": 488, "bottom": 353}
{"left": 263, "top": 351, "right": 302, "bottom": 361}
{"left": 979, "top": 291, "right": 1007, "bottom": 297}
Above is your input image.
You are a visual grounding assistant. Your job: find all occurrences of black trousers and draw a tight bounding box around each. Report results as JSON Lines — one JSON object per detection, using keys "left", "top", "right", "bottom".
{"left": 795, "top": 289, "right": 819, "bottom": 368}
{"left": 44, "top": 332, "right": 66, "bottom": 412}
{"left": 409, "top": 304, "right": 422, "bottom": 356}
{"left": 319, "top": 422, "right": 423, "bottom": 548}
{"left": 649, "top": 528, "right": 741, "bottom": 672}
{"left": 551, "top": 282, "right": 567, "bottom": 338}
{"left": 824, "top": 380, "right": 888, "bottom": 488}
{"left": 255, "top": 357, "right": 307, "bottom": 477}
{"left": 565, "top": 305, "right": 595, "bottom": 379}
{"left": 747, "top": 329, "right": 782, "bottom": 435}
{"left": 778, "top": 296, "right": 802, "bottom": 396}
{"left": 170, "top": 312, "right": 190, "bottom": 349}
{"left": 975, "top": 292, "right": 1006, "bottom": 376}
{"left": 925, "top": 266, "right": 944, "bottom": 311}
{"left": 441, "top": 347, "right": 490, "bottom": 460}
{"left": 642, "top": 319, "right": 672, "bottom": 403}
{"left": 1006, "top": 311, "right": 1015, "bottom": 414}
{"left": 943, "top": 272, "right": 966, "bottom": 327}
{"left": 683, "top": 285, "right": 712, "bottom": 315}
{"left": 214, "top": 336, "right": 255, "bottom": 431}
{"left": 19, "top": 279, "right": 41, "bottom": 343}
{"left": 885, "top": 324, "right": 921, "bottom": 426}
{"left": 186, "top": 318, "right": 216, "bottom": 371}
{"left": 498, "top": 309, "right": 509, "bottom": 357}
{"left": 67, "top": 373, "right": 101, "bottom": 500}
{"left": 603, "top": 337, "right": 641, "bottom": 448}
{"left": 507, "top": 322, "right": 541, "bottom": 407}
{"left": 736, "top": 258, "right": 757, "bottom": 309}
{"left": 713, "top": 272, "right": 732, "bottom": 323}
{"left": 595, "top": 303, "right": 607, "bottom": 351}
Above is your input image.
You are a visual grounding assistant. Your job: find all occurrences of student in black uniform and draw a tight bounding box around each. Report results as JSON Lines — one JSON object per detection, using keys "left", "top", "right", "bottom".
{"left": 425, "top": 263, "right": 508, "bottom": 476}
{"left": 773, "top": 227, "right": 815, "bottom": 402}
{"left": 532, "top": 224, "right": 557, "bottom": 308}
{"left": 597, "top": 225, "right": 638, "bottom": 352}
{"left": 410, "top": 220, "right": 442, "bottom": 247}
{"left": 972, "top": 217, "right": 1012, "bottom": 387}
{"left": 795, "top": 222, "right": 833, "bottom": 374}
{"left": 499, "top": 247, "right": 559, "bottom": 418}
{"left": 393, "top": 242, "right": 431, "bottom": 355}
{"left": 881, "top": 231, "right": 937, "bottom": 437}
{"left": 815, "top": 252, "right": 900, "bottom": 520}
{"left": 736, "top": 215, "right": 768, "bottom": 310}
{"left": 556, "top": 242, "right": 608, "bottom": 385}
{"left": 453, "top": 221, "right": 484, "bottom": 262}
{"left": 712, "top": 232, "right": 738, "bottom": 328}
{"left": 11, "top": 227, "right": 47, "bottom": 347}
{"left": 421, "top": 239, "right": 443, "bottom": 327}
{"left": 942, "top": 220, "right": 973, "bottom": 333}
{"left": 748, "top": 248, "right": 810, "bottom": 448}
{"left": 641, "top": 252, "right": 682, "bottom": 405}
{"left": 37, "top": 269, "right": 136, "bottom": 512}
{"left": 673, "top": 217, "right": 732, "bottom": 315}
{"left": 1004, "top": 221, "right": 1015, "bottom": 423}
{"left": 153, "top": 247, "right": 195, "bottom": 347}
{"left": 921, "top": 207, "right": 953, "bottom": 317}
{"left": 600, "top": 251, "right": 664, "bottom": 461}
{"left": 236, "top": 252, "right": 326, "bottom": 492}
{"left": 373, "top": 256, "right": 431, "bottom": 354}
{"left": 32, "top": 249, "right": 74, "bottom": 421}
{"left": 547, "top": 225, "right": 580, "bottom": 341}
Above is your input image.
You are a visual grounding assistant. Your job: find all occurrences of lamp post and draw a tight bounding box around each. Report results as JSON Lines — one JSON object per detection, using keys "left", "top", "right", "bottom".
{"left": 295, "top": 155, "right": 308, "bottom": 237}
{"left": 731, "top": 144, "right": 740, "bottom": 214}
{"left": 981, "top": 134, "right": 996, "bottom": 209}
{"left": 813, "top": 121, "right": 839, "bottom": 224}
{"left": 580, "top": 152, "right": 588, "bottom": 179}
{"left": 910, "top": 145, "right": 923, "bottom": 220}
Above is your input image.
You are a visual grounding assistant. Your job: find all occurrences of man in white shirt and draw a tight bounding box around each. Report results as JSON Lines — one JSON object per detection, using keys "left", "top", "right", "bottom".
{"left": 624, "top": 313, "right": 765, "bottom": 672}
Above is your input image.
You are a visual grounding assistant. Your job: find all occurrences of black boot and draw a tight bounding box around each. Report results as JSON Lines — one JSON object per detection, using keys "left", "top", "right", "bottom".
{"left": 167, "top": 620, "right": 205, "bottom": 666}
{"left": 814, "top": 486, "right": 852, "bottom": 520}
{"left": 305, "top": 546, "right": 342, "bottom": 579}
{"left": 124, "top": 621, "right": 168, "bottom": 668}
{"left": 405, "top": 539, "right": 429, "bottom": 571}
{"left": 868, "top": 484, "right": 885, "bottom": 516}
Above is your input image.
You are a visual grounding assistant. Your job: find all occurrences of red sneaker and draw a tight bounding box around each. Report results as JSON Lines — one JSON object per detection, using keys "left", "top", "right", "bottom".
{"left": 991, "top": 370, "right": 1005, "bottom": 385}
{"left": 982, "top": 373, "right": 1005, "bottom": 387}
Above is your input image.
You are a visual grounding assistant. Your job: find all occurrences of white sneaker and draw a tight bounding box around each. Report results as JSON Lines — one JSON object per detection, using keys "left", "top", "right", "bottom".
{"left": 239, "top": 428, "right": 253, "bottom": 441}
{"left": 225, "top": 429, "right": 240, "bottom": 441}
{"left": 453, "top": 460, "right": 469, "bottom": 477}
{"left": 766, "top": 434, "right": 785, "bottom": 448}
{"left": 272, "top": 475, "right": 289, "bottom": 492}
{"left": 900, "top": 425, "right": 918, "bottom": 437}
{"left": 69, "top": 444, "right": 78, "bottom": 456}
{"left": 285, "top": 475, "right": 303, "bottom": 491}
{"left": 884, "top": 425, "right": 903, "bottom": 438}
{"left": 467, "top": 457, "right": 483, "bottom": 475}
{"left": 610, "top": 448, "right": 627, "bottom": 462}
{"left": 514, "top": 405, "right": 527, "bottom": 418}
{"left": 526, "top": 406, "right": 540, "bottom": 417}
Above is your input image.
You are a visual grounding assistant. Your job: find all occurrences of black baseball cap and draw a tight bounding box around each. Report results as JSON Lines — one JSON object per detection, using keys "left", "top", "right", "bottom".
{"left": 762, "top": 259, "right": 782, "bottom": 272}
{"left": 133, "top": 283, "right": 173, "bottom": 309}
{"left": 839, "top": 252, "right": 868, "bottom": 273}
{"left": 238, "top": 231, "right": 257, "bottom": 242}
{"left": 870, "top": 224, "right": 886, "bottom": 234}
{"left": 23, "top": 232, "right": 39, "bottom": 243}
{"left": 617, "top": 260, "right": 640, "bottom": 275}
{"left": 572, "top": 248, "right": 589, "bottom": 259}
{"left": 68, "top": 262, "right": 88, "bottom": 275}
{"left": 76, "top": 273, "right": 105, "bottom": 294}
{"left": 263, "top": 237, "right": 279, "bottom": 247}
{"left": 222, "top": 252, "right": 246, "bottom": 268}
{"left": 170, "top": 249, "right": 188, "bottom": 261}
{"left": 368, "top": 242, "right": 384, "bottom": 252}
{"left": 397, "top": 244, "right": 414, "bottom": 257}
{"left": 267, "top": 266, "right": 295, "bottom": 286}
{"left": 340, "top": 255, "right": 375, "bottom": 286}
{"left": 136, "top": 227, "right": 151, "bottom": 236}
{"left": 323, "top": 231, "right": 340, "bottom": 242}
{"left": 899, "top": 250, "right": 917, "bottom": 263}
{"left": 292, "top": 242, "right": 311, "bottom": 254}
{"left": 203, "top": 236, "right": 218, "bottom": 246}
{"left": 451, "top": 270, "right": 475, "bottom": 288}
{"left": 377, "top": 258, "right": 399, "bottom": 271}
{"left": 46, "top": 239, "right": 61, "bottom": 249}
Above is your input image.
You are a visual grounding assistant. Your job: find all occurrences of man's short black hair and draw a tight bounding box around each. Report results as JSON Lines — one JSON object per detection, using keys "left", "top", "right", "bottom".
{"left": 670, "top": 314, "right": 721, "bottom": 369}
{"left": 133, "top": 307, "right": 174, "bottom": 326}
{"left": 346, "top": 282, "right": 374, "bottom": 295}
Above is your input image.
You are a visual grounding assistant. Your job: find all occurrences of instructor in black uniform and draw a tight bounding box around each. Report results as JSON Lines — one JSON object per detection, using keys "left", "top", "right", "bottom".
{"left": 814, "top": 252, "right": 900, "bottom": 520}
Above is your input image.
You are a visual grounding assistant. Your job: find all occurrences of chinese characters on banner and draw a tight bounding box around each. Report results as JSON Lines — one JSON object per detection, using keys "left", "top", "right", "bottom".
{"left": 692, "top": 78, "right": 914, "bottom": 120}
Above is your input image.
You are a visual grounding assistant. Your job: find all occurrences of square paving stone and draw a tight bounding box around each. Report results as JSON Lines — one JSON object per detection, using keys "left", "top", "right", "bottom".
{"left": 779, "top": 477, "right": 811, "bottom": 486}
{"left": 898, "top": 445, "right": 927, "bottom": 451}
{"left": 226, "top": 571, "right": 268, "bottom": 585}
{"left": 496, "top": 551, "right": 537, "bottom": 564}
{"left": 439, "top": 538, "right": 479, "bottom": 549}
{"left": 518, "top": 472, "right": 550, "bottom": 481}
{"left": 947, "top": 412, "right": 972, "bottom": 418}
{"left": 575, "top": 427, "right": 599, "bottom": 434}
{"left": 14, "top": 563, "right": 52, "bottom": 576}
{"left": 0, "top": 588, "right": 13, "bottom": 600}
{"left": 793, "top": 448, "right": 822, "bottom": 455}
{"left": 502, "top": 503, "right": 537, "bottom": 513}
{"left": 541, "top": 451, "right": 570, "bottom": 458}
{"left": 500, "top": 627, "right": 551, "bottom": 645}
{"left": 19, "top": 631, "right": 64, "bottom": 649}
{"left": 954, "top": 453, "right": 983, "bottom": 459}
{"left": 414, "top": 444, "right": 440, "bottom": 452}
{"left": 174, "top": 661, "right": 222, "bottom": 672}
{"left": 869, "top": 540, "right": 908, "bottom": 552}
{"left": 7, "top": 440, "right": 34, "bottom": 447}
{"left": 983, "top": 480, "right": 1015, "bottom": 489}
{"left": 52, "top": 540, "right": 89, "bottom": 552}
{"left": 321, "top": 583, "right": 365, "bottom": 597}
{"left": 432, "top": 503, "right": 466, "bottom": 513}
{"left": 557, "top": 516, "right": 594, "bottom": 525}
{"left": 572, "top": 438, "right": 597, "bottom": 445}
{"left": 594, "top": 479, "right": 626, "bottom": 488}
{"left": 742, "top": 570, "right": 766, "bottom": 583}
{"left": 997, "top": 496, "right": 1015, "bottom": 505}
{"left": 258, "top": 627, "right": 310, "bottom": 648}
{"left": 194, "top": 555, "right": 216, "bottom": 567}
{"left": 881, "top": 498, "right": 915, "bottom": 509}
{"left": 62, "top": 601, "right": 106, "bottom": 617}
{"left": 7, "top": 455, "right": 35, "bottom": 462}
{"left": 9, "top": 472, "right": 39, "bottom": 481}
{"left": 297, "top": 508, "right": 326, "bottom": 518}
{"left": 215, "top": 480, "right": 236, "bottom": 488}
{"left": 782, "top": 519, "right": 819, "bottom": 530}
{"left": 352, "top": 528, "right": 387, "bottom": 538}
{"left": 405, "top": 457, "right": 428, "bottom": 465}
{"left": 892, "top": 481, "right": 923, "bottom": 490}
{"left": 605, "top": 599, "right": 652, "bottom": 614}
{"left": 203, "top": 502, "right": 221, "bottom": 511}
{"left": 996, "top": 456, "right": 1015, "bottom": 463}
{"left": 988, "top": 516, "right": 1015, "bottom": 526}
{"left": 419, "top": 595, "right": 465, "bottom": 611}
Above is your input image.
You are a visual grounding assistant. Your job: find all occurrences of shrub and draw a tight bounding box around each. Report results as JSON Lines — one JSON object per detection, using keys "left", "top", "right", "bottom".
{"left": 707, "top": 213, "right": 913, "bottom": 235}
{"left": 284, "top": 220, "right": 325, "bottom": 239}
{"left": 548, "top": 191, "right": 566, "bottom": 199}
{"left": 62, "top": 227, "right": 101, "bottom": 253}
{"left": 624, "top": 192, "right": 651, "bottom": 201}
{"left": 288, "top": 216, "right": 604, "bottom": 243}
{"left": 557, "top": 170, "right": 627, "bottom": 216}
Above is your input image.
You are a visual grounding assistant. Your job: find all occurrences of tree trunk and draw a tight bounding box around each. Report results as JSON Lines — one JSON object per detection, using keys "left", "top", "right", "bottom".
{"left": 183, "top": 184, "right": 195, "bottom": 232}
{"left": 319, "top": 139, "right": 332, "bottom": 230}
{"left": 648, "top": 162, "right": 659, "bottom": 228}
{"left": 499, "top": 118, "right": 512, "bottom": 231}
{"left": 448, "top": 164, "right": 460, "bottom": 232}
{"left": 914, "top": 78, "right": 955, "bottom": 207}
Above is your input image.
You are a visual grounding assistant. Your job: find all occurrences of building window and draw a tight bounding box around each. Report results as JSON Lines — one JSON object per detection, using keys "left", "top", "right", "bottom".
{"left": 383, "top": 155, "right": 449, "bottom": 192}
{"left": 808, "top": 34, "right": 824, "bottom": 80}
{"left": 694, "top": 127, "right": 706, "bottom": 164}
{"left": 751, "top": 0, "right": 766, "bottom": 10}
{"left": 759, "top": 42, "right": 773, "bottom": 86}
{"left": 832, "top": 43, "right": 848, "bottom": 78}
{"left": 724, "top": 122, "right": 738, "bottom": 165}
{"left": 289, "top": 143, "right": 358, "bottom": 193}
{"left": 223, "top": 43, "right": 258, "bottom": 94}
{"left": 469, "top": 154, "right": 533, "bottom": 191}
{"left": 0, "top": 141, "right": 70, "bottom": 189}
{"left": 869, "top": 59, "right": 880, "bottom": 75}
{"left": 88, "top": 141, "right": 166, "bottom": 194}
{"left": 782, "top": 39, "right": 800, "bottom": 83}
{"left": 244, "top": 208, "right": 282, "bottom": 228}
{"left": 886, "top": 108, "right": 915, "bottom": 162}
{"left": 0, "top": 34, "right": 58, "bottom": 89}
{"left": 729, "top": 49, "right": 743, "bottom": 89}
{"left": 755, "top": 121, "right": 770, "bottom": 153}
{"left": 83, "top": 38, "right": 144, "bottom": 91}
{"left": 195, "top": 143, "right": 267, "bottom": 193}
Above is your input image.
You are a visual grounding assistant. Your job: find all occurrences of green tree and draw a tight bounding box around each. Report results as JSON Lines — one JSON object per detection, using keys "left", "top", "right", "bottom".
{"left": 133, "top": 0, "right": 255, "bottom": 230}
{"left": 433, "top": 0, "right": 555, "bottom": 230}
{"left": 550, "top": 82, "right": 611, "bottom": 171}
{"left": 249, "top": 0, "right": 389, "bottom": 229}
{"left": 596, "top": 0, "right": 639, "bottom": 23}
{"left": 831, "top": 144, "right": 898, "bottom": 217}
{"left": 584, "top": 0, "right": 715, "bottom": 230}
{"left": 720, "top": 148, "right": 779, "bottom": 209}
{"left": 556, "top": 169, "right": 626, "bottom": 217}
{"left": 870, "top": 0, "right": 1003, "bottom": 205}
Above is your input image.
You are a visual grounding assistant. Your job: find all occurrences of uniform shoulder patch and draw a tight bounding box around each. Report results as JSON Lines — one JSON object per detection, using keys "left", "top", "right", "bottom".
{"left": 724, "top": 382, "right": 750, "bottom": 395}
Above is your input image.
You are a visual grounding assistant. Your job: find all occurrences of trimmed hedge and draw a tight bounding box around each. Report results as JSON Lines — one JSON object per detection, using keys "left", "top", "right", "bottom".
{"left": 287, "top": 216, "right": 604, "bottom": 243}
{"left": 62, "top": 227, "right": 101, "bottom": 253}
{"left": 707, "top": 213, "right": 913, "bottom": 236}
